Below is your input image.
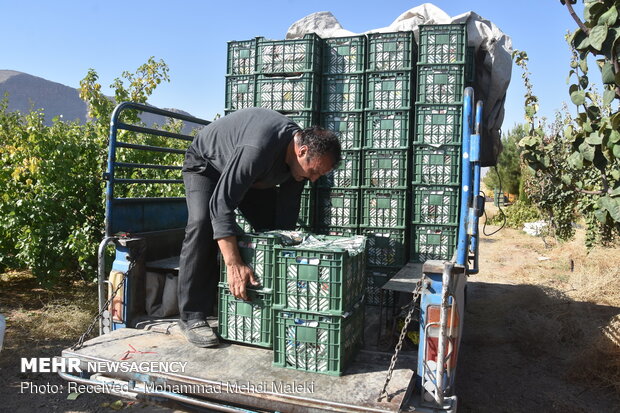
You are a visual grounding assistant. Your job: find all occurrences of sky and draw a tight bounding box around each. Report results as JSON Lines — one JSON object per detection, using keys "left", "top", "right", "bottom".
{"left": 2, "top": 0, "right": 585, "bottom": 133}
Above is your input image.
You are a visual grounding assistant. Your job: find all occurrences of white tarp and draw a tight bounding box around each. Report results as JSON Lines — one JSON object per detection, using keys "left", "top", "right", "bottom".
{"left": 286, "top": 3, "right": 513, "bottom": 166}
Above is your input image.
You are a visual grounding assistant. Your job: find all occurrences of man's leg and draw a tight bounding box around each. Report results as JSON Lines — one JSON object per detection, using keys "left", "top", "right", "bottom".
{"left": 178, "top": 170, "right": 220, "bottom": 347}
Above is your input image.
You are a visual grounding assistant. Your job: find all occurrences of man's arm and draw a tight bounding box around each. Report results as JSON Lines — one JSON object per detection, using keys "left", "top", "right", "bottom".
{"left": 217, "top": 236, "right": 260, "bottom": 301}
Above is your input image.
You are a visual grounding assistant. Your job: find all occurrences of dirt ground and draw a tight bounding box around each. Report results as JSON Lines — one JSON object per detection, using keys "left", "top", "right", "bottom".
{"left": 1, "top": 203, "right": 619, "bottom": 412}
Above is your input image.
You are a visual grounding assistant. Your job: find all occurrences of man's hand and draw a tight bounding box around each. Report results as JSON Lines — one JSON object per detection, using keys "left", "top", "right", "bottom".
{"left": 217, "top": 235, "right": 260, "bottom": 301}
{"left": 226, "top": 262, "right": 259, "bottom": 301}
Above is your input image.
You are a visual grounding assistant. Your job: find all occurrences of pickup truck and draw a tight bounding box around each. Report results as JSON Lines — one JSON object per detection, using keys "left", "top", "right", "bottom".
{"left": 58, "top": 91, "right": 483, "bottom": 413}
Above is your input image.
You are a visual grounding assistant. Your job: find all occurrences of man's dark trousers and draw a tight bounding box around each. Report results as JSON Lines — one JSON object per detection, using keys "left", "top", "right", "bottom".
{"left": 178, "top": 166, "right": 279, "bottom": 322}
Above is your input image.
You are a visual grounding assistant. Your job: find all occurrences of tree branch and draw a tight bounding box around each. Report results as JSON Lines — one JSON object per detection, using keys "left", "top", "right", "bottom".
{"left": 564, "top": 1, "right": 590, "bottom": 34}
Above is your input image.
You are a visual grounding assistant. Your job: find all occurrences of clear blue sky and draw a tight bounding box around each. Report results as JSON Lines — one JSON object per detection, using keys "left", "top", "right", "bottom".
{"left": 2, "top": 0, "right": 584, "bottom": 133}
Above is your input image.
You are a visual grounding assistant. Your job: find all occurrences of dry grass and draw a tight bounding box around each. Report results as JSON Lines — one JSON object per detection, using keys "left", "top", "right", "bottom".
{"left": 477, "top": 215, "right": 620, "bottom": 399}
{"left": 0, "top": 271, "right": 99, "bottom": 350}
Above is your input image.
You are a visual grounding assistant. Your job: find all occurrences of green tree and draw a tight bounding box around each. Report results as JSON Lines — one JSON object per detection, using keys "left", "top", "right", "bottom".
{"left": 484, "top": 124, "right": 527, "bottom": 196}
{"left": 0, "top": 58, "right": 171, "bottom": 284}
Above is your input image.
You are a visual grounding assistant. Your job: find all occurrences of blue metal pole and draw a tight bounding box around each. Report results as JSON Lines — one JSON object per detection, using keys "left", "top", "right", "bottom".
{"left": 457, "top": 88, "right": 474, "bottom": 266}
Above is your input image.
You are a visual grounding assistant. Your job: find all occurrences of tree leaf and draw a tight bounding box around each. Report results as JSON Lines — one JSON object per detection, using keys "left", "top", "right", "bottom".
{"left": 571, "top": 90, "right": 586, "bottom": 105}
{"left": 580, "top": 142, "right": 596, "bottom": 161}
{"left": 601, "top": 196, "right": 620, "bottom": 222}
{"left": 613, "top": 143, "right": 620, "bottom": 159}
{"left": 602, "top": 62, "right": 616, "bottom": 84}
{"left": 610, "top": 129, "right": 620, "bottom": 144}
{"left": 599, "top": 5, "right": 618, "bottom": 26}
{"left": 568, "top": 151, "right": 584, "bottom": 169}
{"left": 586, "top": 131, "right": 603, "bottom": 145}
{"left": 589, "top": 24, "right": 609, "bottom": 51}
{"left": 579, "top": 75, "right": 589, "bottom": 88}
{"left": 610, "top": 186, "right": 620, "bottom": 197}
{"left": 594, "top": 207, "right": 609, "bottom": 224}
{"left": 579, "top": 58, "right": 589, "bottom": 73}
{"left": 603, "top": 88, "right": 616, "bottom": 105}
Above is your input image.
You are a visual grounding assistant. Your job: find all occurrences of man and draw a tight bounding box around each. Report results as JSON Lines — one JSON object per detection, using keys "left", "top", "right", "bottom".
{"left": 178, "top": 107, "right": 341, "bottom": 347}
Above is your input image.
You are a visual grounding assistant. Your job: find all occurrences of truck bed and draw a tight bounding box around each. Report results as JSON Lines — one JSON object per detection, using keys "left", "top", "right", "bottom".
{"left": 61, "top": 310, "right": 418, "bottom": 413}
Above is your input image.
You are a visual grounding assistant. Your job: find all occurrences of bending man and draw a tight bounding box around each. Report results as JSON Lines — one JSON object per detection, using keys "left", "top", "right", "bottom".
{"left": 178, "top": 107, "right": 341, "bottom": 347}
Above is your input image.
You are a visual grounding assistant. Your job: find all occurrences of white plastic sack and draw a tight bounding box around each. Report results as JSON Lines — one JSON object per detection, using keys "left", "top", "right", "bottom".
{"left": 286, "top": 3, "right": 513, "bottom": 166}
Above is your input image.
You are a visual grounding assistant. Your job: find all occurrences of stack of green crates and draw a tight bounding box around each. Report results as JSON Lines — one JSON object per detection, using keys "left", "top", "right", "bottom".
{"left": 411, "top": 24, "right": 473, "bottom": 262}
{"left": 362, "top": 32, "right": 416, "bottom": 305}
{"left": 315, "top": 36, "right": 366, "bottom": 237}
{"left": 273, "top": 235, "right": 366, "bottom": 375}
{"left": 218, "top": 231, "right": 304, "bottom": 348}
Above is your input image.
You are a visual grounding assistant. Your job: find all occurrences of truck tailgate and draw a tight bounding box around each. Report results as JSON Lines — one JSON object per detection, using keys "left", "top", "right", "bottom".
{"left": 61, "top": 325, "right": 415, "bottom": 413}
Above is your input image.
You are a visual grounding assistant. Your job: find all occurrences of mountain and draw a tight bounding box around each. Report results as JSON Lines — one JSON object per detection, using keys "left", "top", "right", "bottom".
{"left": 0, "top": 70, "right": 204, "bottom": 134}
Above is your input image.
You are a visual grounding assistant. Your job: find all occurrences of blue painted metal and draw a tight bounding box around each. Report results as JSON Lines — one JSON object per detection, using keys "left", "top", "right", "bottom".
{"left": 105, "top": 102, "right": 210, "bottom": 236}
{"left": 456, "top": 88, "right": 474, "bottom": 266}
{"left": 468, "top": 101, "right": 484, "bottom": 274}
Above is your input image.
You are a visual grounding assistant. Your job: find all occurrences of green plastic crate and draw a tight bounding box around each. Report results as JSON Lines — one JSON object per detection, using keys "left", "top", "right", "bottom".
{"left": 225, "top": 75, "right": 256, "bottom": 111}
{"left": 274, "top": 235, "right": 366, "bottom": 314}
{"left": 361, "top": 227, "right": 408, "bottom": 267}
{"left": 315, "top": 226, "right": 359, "bottom": 237}
{"left": 297, "top": 187, "right": 315, "bottom": 228}
{"left": 322, "top": 36, "right": 366, "bottom": 74}
{"left": 418, "top": 24, "right": 467, "bottom": 64}
{"left": 321, "top": 74, "right": 365, "bottom": 112}
{"left": 363, "top": 149, "right": 409, "bottom": 188}
{"left": 365, "top": 267, "right": 398, "bottom": 307}
{"left": 317, "top": 150, "right": 361, "bottom": 188}
{"left": 366, "top": 72, "right": 413, "bottom": 110}
{"left": 256, "top": 33, "right": 322, "bottom": 74}
{"left": 227, "top": 39, "right": 257, "bottom": 75}
{"left": 414, "top": 104, "right": 463, "bottom": 145}
{"left": 218, "top": 285, "right": 273, "bottom": 348}
{"left": 316, "top": 188, "right": 360, "bottom": 228}
{"left": 367, "top": 31, "right": 415, "bottom": 71}
{"left": 412, "top": 185, "right": 460, "bottom": 225}
{"left": 273, "top": 304, "right": 364, "bottom": 375}
{"left": 412, "top": 145, "right": 461, "bottom": 186}
{"left": 220, "top": 232, "right": 303, "bottom": 290}
{"left": 320, "top": 112, "right": 363, "bottom": 150}
{"left": 234, "top": 209, "right": 253, "bottom": 233}
{"left": 410, "top": 224, "right": 457, "bottom": 262}
{"left": 256, "top": 73, "right": 319, "bottom": 112}
{"left": 283, "top": 110, "right": 317, "bottom": 129}
{"left": 363, "top": 110, "right": 411, "bottom": 149}
{"left": 361, "top": 189, "right": 408, "bottom": 228}
{"left": 416, "top": 65, "right": 466, "bottom": 104}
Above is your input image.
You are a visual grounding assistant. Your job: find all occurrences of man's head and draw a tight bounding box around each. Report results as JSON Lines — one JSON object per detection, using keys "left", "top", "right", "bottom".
{"left": 288, "top": 126, "right": 341, "bottom": 183}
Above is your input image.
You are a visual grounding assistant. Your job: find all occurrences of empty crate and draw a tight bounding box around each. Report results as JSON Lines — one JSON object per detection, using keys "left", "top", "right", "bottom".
{"left": 316, "top": 188, "right": 360, "bottom": 228}
{"left": 417, "top": 65, "right": 465, "bottom": 104}
{"left": 366, "top": 72, "right": 413, "bottom": 110}
{"left": 364, "top": 110, "right": 411, "bottom": 149}
{"left": 361, "top": 227, "right": 408, "bottom": 267}
{"left": 317, "top": 150, "right": 361, "bottom": 188}
{"left": 320, "top": 112, "right": 363, "bottom": 150}
{"left": 322, "top": 36, "right": 366, "bottom": 74}
{"left": 322, "top": 74, "right": 365, "bottom": 112}
{"left": 256, "top": 73, "right": 319, "bottom": 112}
{"left": 410, "top": 224, "right": 457, "bottom": 262}
{"left": 256, "top": 34, "right": 322, "bottom": 74}
{"left": 218, "top": 286, "right": 273, "bottom": 347}
{"left": 418, "top": 24, "right": 467, "bottom": 65}
{"left": 362, "top": 189, "right": 407, "bottom": 228}
{"left": 227, "top": 38, "right": 257, "bottom": 75}
{"left": 414, "top": 104, "right": 463, "bottom": 145}
{"left": 367, "top": 31, "right": 415, "bottom": 71}
{"left": 412, "top": 185, "right": 460, "bottom": 225}
{"left": 273, "top": 304, "right": 364, "bottom": 375}
{"left": 366, "top": 267, "right": 398, "bottom": 307}
{"left": 225, "top": 76, "right": 255, "bottom": 111}
{"left": 412, "top": 145, "right": 461, "bottom": 186}
{"left": 363, "top": 149, "right": 409, "bottom": 188}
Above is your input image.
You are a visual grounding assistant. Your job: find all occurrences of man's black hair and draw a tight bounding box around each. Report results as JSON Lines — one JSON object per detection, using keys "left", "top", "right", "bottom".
{"left": 298, "top": 126, "right": 342, "bottom": 167}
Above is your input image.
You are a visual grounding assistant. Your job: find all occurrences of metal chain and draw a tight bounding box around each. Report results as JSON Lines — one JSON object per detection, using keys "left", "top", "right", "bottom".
{"left": 71, "top": 244, "right": 144, "bottom": 350}
{"left": 378, "top": 277, "right": 425, "bottom": 402}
